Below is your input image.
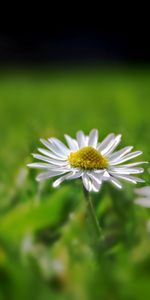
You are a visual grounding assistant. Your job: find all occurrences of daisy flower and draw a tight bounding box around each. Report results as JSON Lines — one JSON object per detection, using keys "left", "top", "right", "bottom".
{"left": 28, "top": 129, "right": 146, "bottom": 192}
{"left": 134, "top": 186, "right": 150, "bottom": 207}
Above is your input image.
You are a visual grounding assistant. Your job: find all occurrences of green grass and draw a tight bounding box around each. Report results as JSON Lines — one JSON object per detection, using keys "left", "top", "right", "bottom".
{"left": 0, "top": 68, "right": 150, "bottom": 300}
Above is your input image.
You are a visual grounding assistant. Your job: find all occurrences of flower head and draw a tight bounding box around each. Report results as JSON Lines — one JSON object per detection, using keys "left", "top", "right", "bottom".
{"left": 134, "top": 186, "right": 150, "bottom": 207}
{"left": 28, "top": 129, "right": 147, "bottom": 192}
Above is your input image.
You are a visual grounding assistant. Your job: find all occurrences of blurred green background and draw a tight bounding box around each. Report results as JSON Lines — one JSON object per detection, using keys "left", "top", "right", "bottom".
{"left": 0, "top": 68, "right": 150, "bottom": 300}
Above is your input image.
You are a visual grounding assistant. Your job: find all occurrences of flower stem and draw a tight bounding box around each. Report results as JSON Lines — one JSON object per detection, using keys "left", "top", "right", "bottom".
{"left": 83, "top": 186, "right": 102, "bottom": 237}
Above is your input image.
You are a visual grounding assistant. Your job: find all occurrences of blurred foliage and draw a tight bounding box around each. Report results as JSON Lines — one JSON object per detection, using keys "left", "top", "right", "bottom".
{"left": 0, "top": 68, "right": 150, "bottom": 300}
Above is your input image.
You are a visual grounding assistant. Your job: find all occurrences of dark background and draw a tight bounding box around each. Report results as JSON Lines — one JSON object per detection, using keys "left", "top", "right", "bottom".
{"left": 0, "top": 29, "right": 150, "bottom": 65}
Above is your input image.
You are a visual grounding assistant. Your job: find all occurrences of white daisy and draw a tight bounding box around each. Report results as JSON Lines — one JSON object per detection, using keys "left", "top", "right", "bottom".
{"left": 134, "top": 186, "right": 150, "bottom": 207}
{"left": 28, "top": 129, "right": 147, "bottom": 192}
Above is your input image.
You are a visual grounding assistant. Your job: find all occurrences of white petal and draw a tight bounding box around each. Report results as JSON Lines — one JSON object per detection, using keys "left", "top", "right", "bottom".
{"left": 91, "top": 184, "right": 101, "bottom": 192}
{"left": 101, "top": 134, "right": 122, "bottom": 156}
{"left": 52, "top": 170, "right": 83, "bottom": 188}
{"left": 28, "top": 162, "right": 70, "bottom": 172}
{"left": 112, "top": 174, "right": 145, "bottom": 184}
{"left": 108, "top": 146, "right": 133, "bottom": 160}
{"left": 88, "top": 171, "right": 103, "bottom": 184}
{"left": 90, "top": 182, "right": 101, "bottom": 192}
{"left": 36, "top": 170, "right": 67, "bottom": 181}
{"left": 85, "top": 136, "right": 89, "bottom": 145}
{"left": 134, "top": 198, "right": 150, "bottom": 208}
{"left": 64, "top": 134, "right": 79, "bottom": 151}
{"left": 109, "top": 167, "right": 144, "bottom": 175}
{"left": 40, "top": 139, "right": 66, "bottom": 158}
{"left": 110, "top": 177, "right": 122, "bottom": 189}
{"left": 87, "top": 172, "right": 102, "bottom": 192}
{"left": 88, "top": 129, "right": 99, "bottom": 148}
{"left": 97, "top": 133, "right": 115, "bottom": 152}
{"left": 134, "top": 186, "right": 150, "bottom": 197}
{"left": 82, "top": 174, "right": 92, "bottom": 192}
{"left": 38, "top": 148, "right": 66, "bottom": 160}
{"left": 27, "top": 163, "right": 53, "bottom": 169}
{"left": 119, "top": 161, "right": 148, "bottom": 168}
{"left": 53, "top": 171, "right": 72, "bottom": 187}
{"left": 52, "top": 174, "right": 70, "bottom": 187}
{"left": 50, "top": 137, "right": 70, "bottom": 156}
{"left": 40, "top": 139, "right": 55, "bottom": 152}
{"left": 76, "top": 130, "right": 87, "bottom": 148}
{"left": 32, "top": 153, "right": 68, "bottom": 166}
{"left": 109, "top": 151, "right": 143, "bottom": 166}
{"left": 68, "top": 170, "right": 83, "bottom": 180}
{"left": 101, "top": 170, "right": 111, "bottom": 181}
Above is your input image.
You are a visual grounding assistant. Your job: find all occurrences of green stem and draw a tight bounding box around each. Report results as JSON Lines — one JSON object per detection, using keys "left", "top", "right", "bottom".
{"left": 83, "top": 186, "right": 102, "bottom": 237}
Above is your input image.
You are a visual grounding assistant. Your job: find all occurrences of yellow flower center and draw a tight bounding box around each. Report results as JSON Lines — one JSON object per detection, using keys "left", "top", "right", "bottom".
{"left": 68, "top": 146, "right": 108, "bottom": 170}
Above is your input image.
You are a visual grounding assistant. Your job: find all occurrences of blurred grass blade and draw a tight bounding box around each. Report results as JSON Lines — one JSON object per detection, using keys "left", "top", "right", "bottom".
{"left": 0, "top": 187, "right": 71, "bottom": 241}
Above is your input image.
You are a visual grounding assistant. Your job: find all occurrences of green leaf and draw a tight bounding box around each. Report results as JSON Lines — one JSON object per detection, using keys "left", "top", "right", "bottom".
{"left": 0, "top": 187, "right": 71, "bottom": 241}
